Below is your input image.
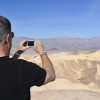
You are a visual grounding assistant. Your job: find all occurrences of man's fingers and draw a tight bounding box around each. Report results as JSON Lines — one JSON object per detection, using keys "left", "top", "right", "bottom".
{"left": 25, "top": 46, "right": 31, "bottom": 49}
{"left": 20, "top": 40, "right": 27, "bottom": 46}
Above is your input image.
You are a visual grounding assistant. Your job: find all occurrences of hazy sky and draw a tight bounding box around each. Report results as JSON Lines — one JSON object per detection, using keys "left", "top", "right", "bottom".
{"left": 0, "top": 0, "right": 100, "bottom": 38}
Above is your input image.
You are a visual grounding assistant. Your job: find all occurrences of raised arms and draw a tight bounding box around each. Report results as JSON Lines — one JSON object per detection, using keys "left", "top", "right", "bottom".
{"left": 12, "top": 39, "right": 55, "bottom": 84}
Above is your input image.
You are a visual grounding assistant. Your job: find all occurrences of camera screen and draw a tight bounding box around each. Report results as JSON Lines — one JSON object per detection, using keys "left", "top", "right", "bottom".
{"left": 27, "top": 41, "right": 34, "bottom": 46}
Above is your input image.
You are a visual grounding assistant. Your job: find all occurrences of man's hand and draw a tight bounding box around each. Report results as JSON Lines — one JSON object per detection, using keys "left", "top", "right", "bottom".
{"left": 34, "top": 39, "right": 45, "bottom": 55}
{"left": 17, "top": 40, "right": 30, "bottom": 52}
{"left": 12, "top": 40, "right": 31, "bottom": 59}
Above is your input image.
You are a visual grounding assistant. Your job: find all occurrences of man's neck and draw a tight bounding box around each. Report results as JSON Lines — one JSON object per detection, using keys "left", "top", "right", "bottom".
{"left": 0, "top": 46, "right": 9, "bottom": 57}
{"left": 0, "top": 49, "right": 8, "bottom": 57}
{"left": 0, "top": 53, "right": 7, "bottom": 57}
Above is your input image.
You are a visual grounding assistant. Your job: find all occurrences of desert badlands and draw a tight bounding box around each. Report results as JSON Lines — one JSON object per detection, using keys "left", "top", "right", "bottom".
{"left": 19, "top": 50, "right": 100, "bottom": 100}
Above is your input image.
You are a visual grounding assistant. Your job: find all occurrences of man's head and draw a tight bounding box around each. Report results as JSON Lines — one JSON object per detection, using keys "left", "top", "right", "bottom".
{"left": 0, "top": 16, "right": 14, "bottom": 56}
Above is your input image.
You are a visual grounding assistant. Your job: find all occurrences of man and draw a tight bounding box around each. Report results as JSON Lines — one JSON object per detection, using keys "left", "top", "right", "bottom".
{"left": 0, "top": 16, "right": 55, "bottom": 100}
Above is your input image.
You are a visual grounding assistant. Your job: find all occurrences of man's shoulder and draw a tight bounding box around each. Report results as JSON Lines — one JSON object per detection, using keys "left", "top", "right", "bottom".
{"left": 10, "top": 58, "right": 28, "bottom": 64}
{"left": 8, "top": 57, "right": 41, "bottom": 70}
{"left": 11, "top": 58, "right": 37, "bottom": 67}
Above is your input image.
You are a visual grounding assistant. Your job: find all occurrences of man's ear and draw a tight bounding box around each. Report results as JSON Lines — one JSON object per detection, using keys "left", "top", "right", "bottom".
{"left": 5, "top": 34, "right": 11, "bottom": 44}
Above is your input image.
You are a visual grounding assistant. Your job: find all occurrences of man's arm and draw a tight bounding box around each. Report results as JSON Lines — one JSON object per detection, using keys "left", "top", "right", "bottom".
{"left": 12, "top": 50, "right": 23, "bottom": 59}
{"left": 40, "top": 54, "right": 55, "bottom": 84}
{"left": 12, "top": 40, "right": 30, "bottom": 59}
{"left": 12, "top": 39, "right": 56, "bottom": 84}
{"left": 34, "top": 40, "right": 56, "bottom": 84}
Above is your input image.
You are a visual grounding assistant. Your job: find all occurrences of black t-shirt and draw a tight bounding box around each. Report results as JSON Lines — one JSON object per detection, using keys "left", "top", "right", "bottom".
{"left": 0, "top": 56, "right": 46, "bottom": 100}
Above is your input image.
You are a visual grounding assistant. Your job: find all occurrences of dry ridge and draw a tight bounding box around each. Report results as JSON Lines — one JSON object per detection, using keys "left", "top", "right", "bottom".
{"left": 18, "top": 50, "right": 100, "bottom": 100}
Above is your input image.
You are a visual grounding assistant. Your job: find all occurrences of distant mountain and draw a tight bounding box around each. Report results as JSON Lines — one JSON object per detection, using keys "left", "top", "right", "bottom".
{"left": 11, "top": 36, "right": 100, "bottom": 54}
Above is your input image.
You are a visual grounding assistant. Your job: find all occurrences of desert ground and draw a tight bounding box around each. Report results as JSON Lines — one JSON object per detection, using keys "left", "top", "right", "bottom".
{"left": 19, "top": 50, "right": 100, "bottom": 100}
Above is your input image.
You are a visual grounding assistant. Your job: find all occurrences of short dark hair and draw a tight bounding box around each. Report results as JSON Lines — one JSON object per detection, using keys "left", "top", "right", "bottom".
{"left": 0, "top": 16, "right": 11, "bottom": 43}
